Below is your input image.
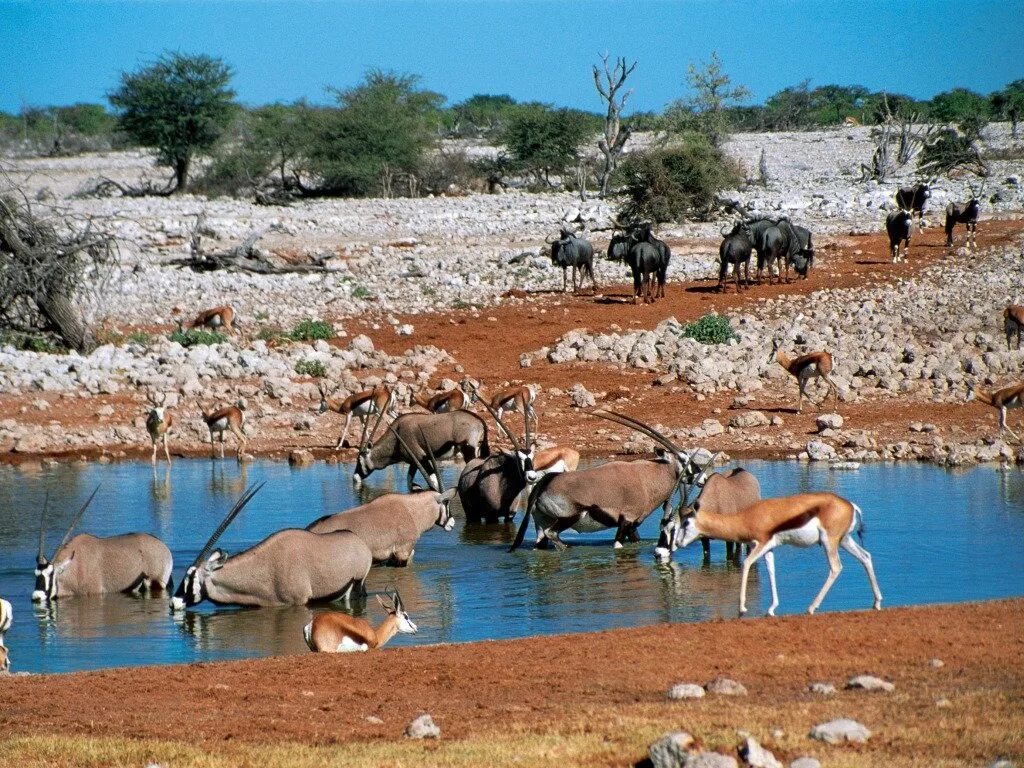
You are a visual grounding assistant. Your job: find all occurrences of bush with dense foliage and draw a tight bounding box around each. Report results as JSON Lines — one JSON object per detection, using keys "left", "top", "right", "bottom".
{"left": 680, "top": 314, "right": 738, "bottom": 345}
{"left": 501, "top": 103, "right": 599, "bottom": 187}
{"left": 288, "top": 319, "right": 333, "bottom": 341}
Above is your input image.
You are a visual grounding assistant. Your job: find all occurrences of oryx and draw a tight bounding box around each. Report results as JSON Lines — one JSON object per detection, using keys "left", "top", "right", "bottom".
{"left": 32, "top": 487, "right": 174, "bottom": 603}
{"left": 170, "top": 483, "right": 373, "bottom": 610}
{"left": 510, "top": 411, "right": 713, "bottom": 550}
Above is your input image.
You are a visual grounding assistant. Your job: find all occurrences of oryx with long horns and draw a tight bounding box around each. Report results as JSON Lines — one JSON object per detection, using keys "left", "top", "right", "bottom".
{"left": 307, "top": 427, "right": 456, "bottom": 564}
{"left": 170, "top": 483, "right": 372, "bottom": 610}
{"left": 32, "top": 487, "right": 174, "bottom": 603}
{"left": 510, "top": 411, "right": 713, "bottom": 550}
{"left": 353, "top": 402, "right": 489, "bottom": 491}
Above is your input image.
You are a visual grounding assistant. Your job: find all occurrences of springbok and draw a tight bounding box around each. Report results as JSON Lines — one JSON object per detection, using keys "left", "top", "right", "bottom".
{"left": 170, "top": 484, "right": 373, "bottom": 610}
{"left": 145, "top": 391, "right": 172, "bottom": 465}
{"left": 1004, "top": 306, "right": 1024, "bottom": 351}
{"left": 412, "top": 385, "right": 470, "bottom": 414}
{"left": 191, "top": 305, "right": 235, "bottom": 334}
{"left": 354, "top": 409, "right": 489, "bottom": 491}
{"left": 486, "top": 384, "right": 540, "bottom": 435}
{"left": 510, "top": 410, "right": 712, "bottom": 551}
{"left": 318, "top": 382, "right": 397, "bottom": 449}
{"left": 304, "top": 588, "right": 417, "bottom": 653}
{"left": 945, "top": 185, "right": 982, "bottom": 248}
{"left": 33, "top": 487, "right": 173, "bottom": 603}
{"left": 769, "top": 338, "right": 838, "bottom": 414}
{"left": 201, "top": 400, "right": 247, "bottom": 459}
{"left": 307, "top": 428, "right": 455, "bottom": 564}
{"left": 0, "top": 597, "right": 11, "bottom": 672}
{"left": 655, "top": 467, "right": 761, "bottom": 563}
{"left": 967, "top": 382, "right": 1024, "bottom": 441}
{"left": 673, "top": 492, "right": 883, "bottom": 616}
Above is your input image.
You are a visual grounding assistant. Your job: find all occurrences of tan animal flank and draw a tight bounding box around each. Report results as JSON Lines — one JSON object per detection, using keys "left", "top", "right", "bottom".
{"left": 769, "top": 338, "right": 838, "bottom": 413}
{"left": 319, "top": 383, "right": 396, "bottom": 449}
{"left": 201, "top": 400, "right": 247, "bottom": 459}
{"left": 412, "top": 387, "right": 467, "bottom": 413}
{"left": 1004, "top": 306, "right": 1024, "bottom": 351}
{"left": 304, "top": 588, "right": 417, "bottom": 653}
{"left": 191, "top": 305, "right": 235, "bottom": 334}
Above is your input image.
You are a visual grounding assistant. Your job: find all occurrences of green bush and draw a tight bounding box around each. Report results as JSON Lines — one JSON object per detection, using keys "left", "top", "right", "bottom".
{"left": 257, "top": 325, "right": 284, "bottom": 342}
{"left": 0, "top": 331, "right": 60, "bottom": 353}
{"left": 616, "top": 134, "right": 740, "bottom": 223}
{"left": 294, "top": 359, "right": 327, "bottom": 378}
{"left": 169, "top": 328, "right": 226, "bottom": 347}
{"left": 351, "top": 285, "right": 373, "bottom": 300}
{"left": 128, "top": 331, "right": 152, "bottom": 346}
{"left": 501, "top": 103, "right": 598, "bottom": 186}
{"left": 680, "top": 314, "right": 738, "bottom": 345}
{"left": 288, "top": 319, "right": 332, "bottom": 341}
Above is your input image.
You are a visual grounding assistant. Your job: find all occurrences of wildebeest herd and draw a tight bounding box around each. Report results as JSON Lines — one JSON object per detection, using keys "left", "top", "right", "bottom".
{"left": 0, "top": 180, "right": 987, "bottom": 665}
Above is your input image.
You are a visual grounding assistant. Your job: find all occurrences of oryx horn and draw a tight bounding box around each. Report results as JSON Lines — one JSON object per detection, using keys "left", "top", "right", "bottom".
{"left": 189, "top": 481, "right": 265, "bottom": 569}
{"left": 359, "top": 396, "right": 389, "bottom": 452}
{"left": 386, "top": 424, "right": 437, "bottom": 491}
{"left": 37, "top": 489, "right": 49, "bottom": 565}
{"left": 53, "top": 484, "right": 101, "bottom": 558}
{"left": 589, "top": 409, "right": 681, "bottom": 455}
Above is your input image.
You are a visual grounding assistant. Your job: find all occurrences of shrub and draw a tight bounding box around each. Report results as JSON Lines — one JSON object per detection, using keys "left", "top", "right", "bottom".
{"left": 501, "top": 103, "right": 598, "bottom": 186}
{"left": 128, "top": 331, "right": 152, "bottom": 346}
{"left": 919, "top": 124, "right": 987, "bottom": 177}
{"left": 169, "top": 328, "right": 226, "bottom": 347}
{"left": 351, "top": 285, "right": 373, "bottom": 300}
{"left": 616, "top": 135, "right": 740, "bottom": 223}
{"left": 288, "top": 319, "right": 332, "bottom": 341}
{"left": 294, "top": 359, "right": 327, "bottom": 378}
{"left": 680, "top": 314, "right": 738, "bottom": 345}
{"left": 0, "top": 331, "right": 60, "bottom": 353}
{"left": 257, "top": 325, "right": 284, "bottom": 342}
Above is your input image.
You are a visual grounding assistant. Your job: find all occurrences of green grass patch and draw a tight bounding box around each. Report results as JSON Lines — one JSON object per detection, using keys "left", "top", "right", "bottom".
{"left": 294, "top": 359, "right": 327, "bottom": 378}
{"left": 169, "top": 328, "right": 227, "bottom": 347}
{"left": 680, "top": 313, "right": 738, "bottom": 345}
{"left": 351, "top": 285, "right": 373, "bottom": 300}
{"left": 288, "top": 319, "right": 333, "bottom": 342}
{"left": 0, "top": 331, "right": 60, "bottom": 353}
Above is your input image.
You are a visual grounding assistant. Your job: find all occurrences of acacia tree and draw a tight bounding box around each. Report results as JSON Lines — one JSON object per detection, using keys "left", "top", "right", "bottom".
{"left": 592, "top": 54, "right": 637, "bottom": 198}
{"left": 109, "top": 52, "right": 236, "bottom": 193}
{"left": 666, "top": 52, "right": 750, "bottom": 145}
{"left": 991, "top": 80, "right": 1024, "bottom": 138}
{"left": 502, "top": 104, "right": 596, "bottom": 187}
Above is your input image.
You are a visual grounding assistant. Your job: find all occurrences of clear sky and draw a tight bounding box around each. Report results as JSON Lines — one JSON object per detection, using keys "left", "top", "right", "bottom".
{"left": 3, "top": 0, "right": 1022, "bottom": 114}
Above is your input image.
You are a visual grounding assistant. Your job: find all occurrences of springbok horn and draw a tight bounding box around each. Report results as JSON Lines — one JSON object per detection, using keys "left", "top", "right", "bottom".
{"left": 386, "top": 423, "right": 437, "bottom": 491}
{"left": 393, "top": 587, "right": 404, "bottom": 612}
{"left": 53, "top": 484, "right": 101, "bottom": 558}
{"left": 419, "top": 426, "right": 445, "bottom": 493}
{"left": 475, "top": 390, "right": 522, "bottom": 452}
{"left": 190, "top": 482, "right": 265, "bottom": 569}
{"left": 590, "top": 409, "right": 682, "bottom": 456}
{"left": 37, "top": 489, "right": 49, "bottom": 563}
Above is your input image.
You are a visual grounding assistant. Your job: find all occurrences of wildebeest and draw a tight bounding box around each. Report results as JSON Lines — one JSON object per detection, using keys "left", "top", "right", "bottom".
{"left": 885, "top": 209, "right": 913, "bottom": 263}
{"left": 945, "top": 187, "right": 982, "bottom": 248}
{"left": 718, "top": 222, "right": 754, "bottom": 292}
{"left": 606, "top": 230, "right": 632, "bottom": 263}
{"left": 895, "top": 182, "right": 931, "bottom": 230}
{"left": 776, "top": 219, "right": 815, "bottom": 280}
{"left": 744, "top": 217, "right": 788, "bottom": 285}
{"left": 548, "top": 228, "right": 596, "bottom": 293}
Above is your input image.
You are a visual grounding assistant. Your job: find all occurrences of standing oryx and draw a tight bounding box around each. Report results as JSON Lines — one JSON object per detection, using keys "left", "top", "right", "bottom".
{"left": 170, "top": 484, "right": 373, "bottom": 610}
{"left": 145, "top": 391, "right": 173, "bottom": 465}
{"left": 33, "top": 487, "right": 174, "bottom": 603}
{"left": 318, "top": 382, "right": 397, "bottom": 449}
{"left": 353, "top": 408, "right": 489, "bottom": 491}
{"left": 548, "top": 228, "right": 596, "bottom": 294}
{"left": 308, "top": 427, "right": 456, "bottom": 564}
{"left": 895, "top": 182, "right": 931, "bottom": 231}
{"left": 886, "top": 209, "right": 913, "bottom": 263}
{"left": 671, "top": 492, "right": 882, "bottom": 616}
{"left": 0, "top": 597, "right": 11, "bottom": 672}
{"left": 510, "top": 411, "right": 713, "bottom": 551}
{"left": 945, "top": 184, "right": 983, "bottom": 249}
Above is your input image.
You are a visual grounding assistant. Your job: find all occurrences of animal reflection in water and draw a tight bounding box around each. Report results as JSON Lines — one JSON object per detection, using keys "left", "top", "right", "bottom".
{"left": 177, "top": 606, "right": 315, "bottom": 656}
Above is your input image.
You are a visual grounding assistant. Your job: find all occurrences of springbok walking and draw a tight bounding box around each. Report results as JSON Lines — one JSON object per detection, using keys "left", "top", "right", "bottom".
{"left": 201, "top": 400, "right": 247, "bottom": 459}
{"left": 769, "top": 339, "right": 838, "bottom": 413}
{"left": 318, "top": 382, "right": 397, "bottom": 449}
{"left": 191, "top": 305, "right": 236, "bottom": 334}
{"left": 145, "top": 391, "right": 173, "bottom": 465}
{"left": 304, "top": 588, "right": 417, "bottom": 653}
{"left": 967, "top": 382, "right": 1024, "bottom": 441}
{"left": 673, "top": 492, "right": 883, "bottom": 616}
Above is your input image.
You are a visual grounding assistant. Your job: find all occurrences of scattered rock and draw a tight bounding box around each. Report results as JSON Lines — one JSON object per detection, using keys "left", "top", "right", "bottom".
{"left": 648, "top": 731, "right": 696, "bottom": 768}
{"left": 667, "top": 683, "right": 706, "bottom": 700}
{"left": 738, "top": 736, "right": 782, "bottom": 768}
{"left": 568, "top": 383, "right": 596, "bottom": 408}
{"left": 364, "top": 715, "right": 384, "bottom": 724}
{"left": 788, "top": 759, "right": 821, "bottom": 768}
{"left": 815, "top": 413, "right": 843, "bottom": 432}
{"left": 846, "top": 674, "right": 895, "bottom": 692}
{"left": 686, "top": 753, "right": 738, "bottom": 768}
{"left": 705, "top": 677, "right": 747, "bottom": 696}
{"left": 805, "top": 441, "right": 837, "bottom": 462}
{"left": 809, "top": 718, "right": 871, "bottom": 744}
{"left": 729, "top": 411, "right": 770, "bottom": 429}
{"left": 288, "top": 449, "right": 315, "bottom": 467}
{"left": 808, "top": 682, "right": 836, "bottom": 695}
{"left": 404, "top": 713, "right": 440, "bottom": 739}
{"left": 929, "top": 658, "right": 945, "bottom": 668}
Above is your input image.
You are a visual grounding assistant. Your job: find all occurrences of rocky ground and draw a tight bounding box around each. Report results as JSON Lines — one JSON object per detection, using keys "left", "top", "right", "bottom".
{"left": 2, "top": 125, "right": 1023, "bottom": 466}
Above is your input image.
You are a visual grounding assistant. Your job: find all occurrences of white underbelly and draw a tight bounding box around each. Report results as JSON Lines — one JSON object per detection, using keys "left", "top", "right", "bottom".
{"left": 337, "top": 637, "right": 369, "bottom": 653}
{"left": 210, "top": 417, "right": 228, "bottom": 431}
{"left": 774, "top": 519, "right": 822, "bottom": 548}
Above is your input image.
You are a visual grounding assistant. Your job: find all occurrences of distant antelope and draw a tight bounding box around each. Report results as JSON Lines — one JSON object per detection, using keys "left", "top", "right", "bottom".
{"left": 769, "top": 339, "right": 838, "bottom": 413}
{"left": 511, "top": 410, "right": 713, "bottom": 551}
{"left": 412, "top": 384, "right": 473, "bottom": 414}
{"left": 201, "top": 400, "right": 247, "bottom": 459}
{"left": 191, "top": 305, "right": 235, "bottom": 334}
{"left": 895, "top": 182, "right": 931, "bottom": 231}
{"left": 318, "top": 382, "right": 397, "bottom": 449}
{"left": 886, "top": 209, "right": 913, "bottom": 263}
{"left": 145, "top": 391, "right": 173, "bottom": 465}
{"left": 655, "top": 467, "right": 761, "bottom": 563}
{"left": 0, "top": 597, "right": 11, "bottom": 672}
{"left": 1004, "top": 306, "right": 1024, "bottom": 350}
{"left": 673, "top": 492, "right": 883, "bottom": 616}
{"left": 487, "top": 384, "right": 539, "bottom": 435}
{"left": 33, "top": 487, "right": 173, "bottom": 603}
{"left": 945, "top": 187, "right": 982, "bottom": 248}
{"left": 967, "top": 382, "right": 1024, "bottom": 441}
{"left": 304, "top": 588, "right": 417, "bottom": 653}
{"left": 171, "top": 484, "right": 373, "bottom": 610}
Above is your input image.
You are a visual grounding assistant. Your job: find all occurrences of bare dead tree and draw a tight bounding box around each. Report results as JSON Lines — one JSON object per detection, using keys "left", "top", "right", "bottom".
{"left": 861, "top": 95, "right": 933, "bottom": 182}
{"left": 593, "top": 54, "right": 637, "bottom": 198}
{"left": 0, "top": 172, "right": 119, "bottom": 352}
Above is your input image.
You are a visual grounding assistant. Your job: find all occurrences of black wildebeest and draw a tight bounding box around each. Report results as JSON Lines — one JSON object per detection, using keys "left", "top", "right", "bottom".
{"left": 548, "top": 228, "right": 596, "bottom": 293}
{"left": 621, "top": 223, "right": 670, "bottom": 304}
{"left": 718, "top": 222, "right": 754, "bottom": 293}
{"left": 895, "top": 182, "right": 931, "bottom": 231}
{"left": 776, "top": 219, "right": 815, "bottom": 281}
{"left": 744, "top": 216, "right": 788, "bottom": 285}
{"left": 886, "top": 209, "right": 913, "bottom": 263}
{"left": 945, "top": 185, "right": 983, "bottom": 248}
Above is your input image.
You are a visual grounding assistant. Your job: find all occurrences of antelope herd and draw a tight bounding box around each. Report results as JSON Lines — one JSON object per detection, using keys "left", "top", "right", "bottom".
{"left": 4, "top": 187, "right": 1015, "bottom": 673}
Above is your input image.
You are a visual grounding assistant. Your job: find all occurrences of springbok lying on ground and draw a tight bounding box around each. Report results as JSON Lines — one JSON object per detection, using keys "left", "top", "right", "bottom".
{"left": 673, "top": 492, "right": 883, "bottom": 616}
{"left": 304, "top": 588, "right": 417, "bottom": 653}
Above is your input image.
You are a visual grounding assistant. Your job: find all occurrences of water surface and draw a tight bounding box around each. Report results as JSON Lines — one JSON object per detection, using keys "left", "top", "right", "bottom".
{"left": 1, "top": 459, "right": 1022, "bottom": 674}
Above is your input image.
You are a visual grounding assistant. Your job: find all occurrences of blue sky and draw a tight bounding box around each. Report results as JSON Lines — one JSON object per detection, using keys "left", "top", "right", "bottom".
{"left": 3, "top": 1, "right": 1022, "bottom": 113}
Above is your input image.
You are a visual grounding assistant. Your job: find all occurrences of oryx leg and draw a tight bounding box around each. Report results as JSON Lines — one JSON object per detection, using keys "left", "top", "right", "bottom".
{"left": 701, "top": 536, "right": 712, "bottom": 562}
{"left": 763, "top": 550, "right": 780, "bottom": 616}
{"left": 840, "top": 535, "right": 883, "bottom": 610}
{"left": 807, "top": 534, "right": 843, "bottom": 615}
{"left": 739, "top": 539, "right": 774, "bottom": 615}
{"left": 336, "top": 413, "right": 354, "bottom": 449}
{"left": 542, "top": 515, "right": 577, "bottom": 551}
